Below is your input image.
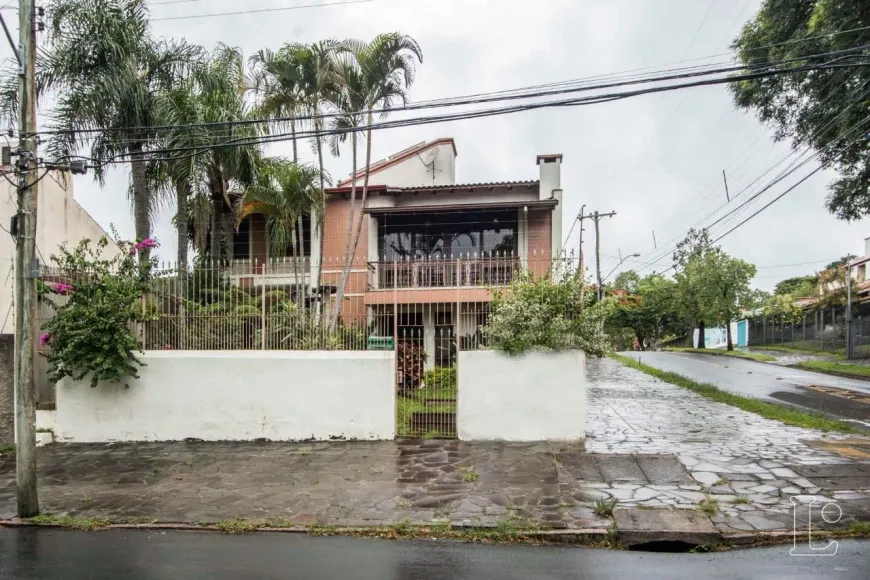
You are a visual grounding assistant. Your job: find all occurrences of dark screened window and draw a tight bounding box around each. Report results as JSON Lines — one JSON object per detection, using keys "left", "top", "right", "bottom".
{"left": 272, "top": 213, "right": 312, "bottom": 257}
{"left": 378, "top": 209, "right": 517, "bottom": 260}
{"left": 234, "top": 216, "right": 251, "bottom": 259}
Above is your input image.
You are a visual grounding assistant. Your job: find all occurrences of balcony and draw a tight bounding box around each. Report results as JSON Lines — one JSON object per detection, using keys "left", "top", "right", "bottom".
{"left": 227, "top": 257, "right": 312, "bottom": 287}
{"left": 368, "top": 256, "right": 520, "bottom": 290}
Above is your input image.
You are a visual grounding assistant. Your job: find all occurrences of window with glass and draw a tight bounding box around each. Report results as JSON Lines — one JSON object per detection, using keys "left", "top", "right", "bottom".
{"left": 378, "top": 209, "right": 518, "bottom": 260}
{"left": 271, "top": 213, "right": 312, "bottom": 257}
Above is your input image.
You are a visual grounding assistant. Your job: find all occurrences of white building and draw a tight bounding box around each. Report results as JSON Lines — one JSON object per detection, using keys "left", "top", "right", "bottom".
{"left": 0, "top": 159, "right": 117, "bottom": 334}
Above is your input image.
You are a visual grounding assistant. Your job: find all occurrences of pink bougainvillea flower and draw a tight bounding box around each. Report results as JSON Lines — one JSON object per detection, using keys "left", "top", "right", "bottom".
{"left": 131, "top": 237, "right": 160, "bottom": 254}
{"left": 51, "top": 282, "right": 75, "bottom": 295}
{"left": 39, "top": 332, "right": 51, "bottom": 347}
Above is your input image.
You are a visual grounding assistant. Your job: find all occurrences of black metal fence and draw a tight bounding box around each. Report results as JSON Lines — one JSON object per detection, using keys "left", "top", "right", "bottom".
{"left": 747, "top": 305, "right": 870, "bottom": 359}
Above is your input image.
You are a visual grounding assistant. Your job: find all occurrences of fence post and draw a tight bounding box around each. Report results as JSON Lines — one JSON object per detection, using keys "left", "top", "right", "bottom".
{"left": 260, "top": 262, "right": 266, "bottom": 350}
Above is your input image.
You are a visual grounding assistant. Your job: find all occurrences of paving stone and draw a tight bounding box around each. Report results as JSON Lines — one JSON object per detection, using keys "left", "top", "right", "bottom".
{"left": 741, "top": 514, "right": 789, "bottom": 531}
{"left": 747, "top": 484, "right": 778, "bottom": 494}
{"left": 771, "top": 467, "right": 799, "bottom": 478}
{"left": 613, "top": 508, "right": 719, "bottom": 547}
{"left": 691, "top": 472, "right": 721, "bottom": 486}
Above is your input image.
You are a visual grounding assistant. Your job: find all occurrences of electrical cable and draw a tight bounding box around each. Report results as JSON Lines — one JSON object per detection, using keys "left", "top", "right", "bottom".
{"left": 53, "top": 59, "right": 870, "bottom": 170}
{"left": 150, "top": 0, "right": 374, "bottom": 21}
{"left": 31, "top": 44, "right": 870, "bottom": 140}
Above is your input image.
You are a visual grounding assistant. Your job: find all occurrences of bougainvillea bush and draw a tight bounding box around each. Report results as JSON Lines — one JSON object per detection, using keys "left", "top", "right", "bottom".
{"left": 483, "top": 271, "right": 613, "bottom": 357}
{"left": 39, "top": 236, "right": 156, "bottom": 387}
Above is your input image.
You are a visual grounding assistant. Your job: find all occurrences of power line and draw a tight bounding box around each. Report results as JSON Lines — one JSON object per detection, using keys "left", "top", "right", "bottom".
{"left": 150, "top": 0, "right": 373, "bottom": 21}
{"left": 681, "top": 0, "right": 719, "bottom": 61}
{"left": 53, "top": 58, "right": 870, "bottom": 169}
{"left": 31, "top": 44, "right": 870, "bottom": 140}
{"left": 633, "top": 78, "right": 870, "bottom": 273}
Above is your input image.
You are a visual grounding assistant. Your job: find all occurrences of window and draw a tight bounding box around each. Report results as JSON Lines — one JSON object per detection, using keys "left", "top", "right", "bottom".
{"left": 271, "top": 214, "right": 312, "bottom": 257}
{"left": 378, "top": 209, "right": 518, "bottom": 260}
{"left": 234, "top": 216, "right": 251, "bottom": 259}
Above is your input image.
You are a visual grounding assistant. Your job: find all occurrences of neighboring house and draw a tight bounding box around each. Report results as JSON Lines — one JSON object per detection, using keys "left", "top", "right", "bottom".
{"left": 0, "top": 148, "right": 119, "bottom": 335}
{"left": 233, "top": 137, "right": 565, "bottom": 367}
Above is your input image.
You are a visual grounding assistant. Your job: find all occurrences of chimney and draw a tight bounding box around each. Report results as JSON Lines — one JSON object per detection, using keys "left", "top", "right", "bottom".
{"left": 864, "top": 235, "right": 870, "bottom": 257}
{"left": 537, "top": 154, "right": 563, "bottom": 259}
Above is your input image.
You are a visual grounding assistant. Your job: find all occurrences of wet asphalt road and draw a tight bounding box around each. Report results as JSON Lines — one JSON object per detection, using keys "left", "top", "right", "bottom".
{"left": 627, "top": 351, "right": 870, "bottom": 427}
{"left": 1, "top": 528, "right": 868, "bottom": 579}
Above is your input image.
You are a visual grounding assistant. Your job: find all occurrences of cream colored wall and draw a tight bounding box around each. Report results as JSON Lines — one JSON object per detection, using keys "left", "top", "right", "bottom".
{"left": 342, "top": 142, "right": 456, "bottom": 188}
{"left": 0, "top": 169, "right": 117, "bottom": 334}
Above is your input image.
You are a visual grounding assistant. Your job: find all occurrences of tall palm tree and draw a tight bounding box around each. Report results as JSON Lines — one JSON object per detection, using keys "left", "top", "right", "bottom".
{"left": 248, "top": 41, "right": 340, "bottom": 306}
{"left": 238, "top": 159, "right": 324, "bottom": 307}
{"left": 329, "top": 33, "right": 422, "bottom": 324}
{"left": 40, "top": 0, "right": 200, "bottom": 256}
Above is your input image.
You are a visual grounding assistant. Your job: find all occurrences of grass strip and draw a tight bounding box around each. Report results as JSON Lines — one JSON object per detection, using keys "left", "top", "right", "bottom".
{"left": 794, "top": 360, "right": 870, "bottom": 379}
{"left": 665, "top": 347, "right": 777, "bottom": 362}
{"left": 753, "top": 345, "right": 845, "bottom": 360}
{"left": 610, "top": 354, "right": 860, "bottom": 434}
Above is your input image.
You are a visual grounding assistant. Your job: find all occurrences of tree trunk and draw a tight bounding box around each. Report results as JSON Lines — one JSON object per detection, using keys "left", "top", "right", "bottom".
{"left": 290, "top": 215, "right": 301, "bottom": 309}
{"left": 697, "top": 320, "right": 706, "bottom": 349}
{"left": 129, "top": 142, "right": 151, "bottom": 271}
{"left": 314, "top": 117, "right": 327, "bottom": 317}
{"left": 210, "top": 197, "right": 221, "bottom": 266}
{"left": 726, "top": 317, "right": 734, "bottom": 351}
{"left": 176, "top": 181, "right": 190, "bottom": 349}
{"left": 330, "top": 130, "right": 359, "bottom": 326}
{"left": 291, "top": 118, "right": 298, "bottom": 163}
{"left": 333, "top": 112, "right": 376, "bottom": 327}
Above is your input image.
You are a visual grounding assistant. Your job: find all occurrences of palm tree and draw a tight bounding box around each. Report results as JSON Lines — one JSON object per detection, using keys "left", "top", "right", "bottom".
{"left": 248, "top": 41, "right": 340, "bottom": 308}
{"left": 238, "top": 159, "right": 324, "bottom": 307}
{"left": 40, "top": 0, "right": 200, "bottom": 257}
{"left": 329, "top": 33, "right": 422, "bottom": 324}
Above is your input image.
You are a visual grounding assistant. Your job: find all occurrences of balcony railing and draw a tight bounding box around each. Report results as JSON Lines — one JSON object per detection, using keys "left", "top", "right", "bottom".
{"left": 368, "top": 256, "right": 520, "bottom": 290}
{"left": 226, "top": 257, "right": 312, "bottom": 277}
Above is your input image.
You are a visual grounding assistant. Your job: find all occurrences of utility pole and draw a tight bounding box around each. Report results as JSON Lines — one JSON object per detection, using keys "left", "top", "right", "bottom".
{"left": 578, "top": 210, "right": 616, "bottom": 301}
{"left": 14, "top": 0, "right": 39, "bottom": 517}
{"left": 576, "top": 205, "right": 586, "bottom": 300}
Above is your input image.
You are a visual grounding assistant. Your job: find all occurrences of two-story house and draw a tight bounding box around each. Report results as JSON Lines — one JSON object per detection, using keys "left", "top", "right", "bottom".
{"left": 233, "top": 138, "right": 564, "bottom": 368}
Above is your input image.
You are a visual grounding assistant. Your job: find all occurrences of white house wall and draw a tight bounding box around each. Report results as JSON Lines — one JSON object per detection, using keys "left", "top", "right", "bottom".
{"left": 458, "top": 349, "right": 586, "bottom": 441}
{"left": 0, "top": 170, "right": 117, "bottom": 334}
{"left": 54, "top": 350, "right": 396, "bottom": 442}
{"left": 344, "top": 141, "right": 456, "bottom": 188}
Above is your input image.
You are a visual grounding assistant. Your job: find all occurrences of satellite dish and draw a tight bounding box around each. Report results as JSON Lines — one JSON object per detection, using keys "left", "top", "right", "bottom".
{"left": 422, "top": 147, "right": 439, "bottom": 165}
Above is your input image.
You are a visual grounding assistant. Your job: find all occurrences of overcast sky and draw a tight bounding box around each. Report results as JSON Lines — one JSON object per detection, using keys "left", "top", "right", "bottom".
{"left": 3, "top": 0, "right": 867, "bottom": 291}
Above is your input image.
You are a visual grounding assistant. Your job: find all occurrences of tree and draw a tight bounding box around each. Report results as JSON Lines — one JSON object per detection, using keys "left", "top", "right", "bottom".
{"left": 39, "top": 0, "right": 199, "bottom": 254}
{"left": 238, "top": 160, "right": 324, "bottom": 307}
{"left": 611, "top": 270, "right": 641, "bottom": 294}
{"left": 609, "top": 274, "right": 685, "bottom": 350}
{"left": 764, "top": 293, "right": 803, "bottom": 323}
{"left": 730, "top": 0, "right": 870, "bottom": 220}
{"left": 775, "top": 275, "right": 818, "bottom": 297}
{"left": 673, "top": 229, "right": 715, "bottom": 348}
{"left": 328, "top": 33, "right": 423, "bottom": 325}
{"left": 694, "top": 250, "right": 757, "bottom": 350}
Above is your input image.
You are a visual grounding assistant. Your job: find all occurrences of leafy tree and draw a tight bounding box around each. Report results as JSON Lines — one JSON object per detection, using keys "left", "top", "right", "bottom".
{"left": 609, "top": 274, "right": 685, "bottom": 350}
{"left": 673, "top": 229, "right": 716, "bottom": 348}
{"left": 775, "top": 275, "right": 818, "bottom": 297}
{"left": 764, "top": 293, "right": 804, "bottom": 323}
{"left": 744, "top": 288, "right": 772, "bottom": 312}
{"left": 730, "top": 0, "right": 870, "bottom": 219}
{"left": 824, "top": 255, "right": 857, "bottom": 270}
{"left": 328, "top": 33, "right": 423, "bottom": 325}
{"left": 611, "top": 270, "right": 641, "bottom": 294}
{"left": 692, "top": 249, "right": 757, "bottom": 350}
{"left": 818, "top": 263, "right": 848, "bottom": 307}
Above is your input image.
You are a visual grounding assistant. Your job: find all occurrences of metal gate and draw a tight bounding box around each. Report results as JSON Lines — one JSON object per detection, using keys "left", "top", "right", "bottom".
{"left": 395, "top": 301, "right": 458, "bottom": 438}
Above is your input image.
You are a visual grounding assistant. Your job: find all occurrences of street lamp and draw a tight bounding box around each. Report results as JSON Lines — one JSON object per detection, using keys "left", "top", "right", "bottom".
{"left": 603, "top": 253, "right": 641, "bottom": 285}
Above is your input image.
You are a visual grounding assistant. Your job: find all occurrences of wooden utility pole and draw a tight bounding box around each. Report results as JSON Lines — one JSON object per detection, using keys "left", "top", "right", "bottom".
{"left": 576, "top": 205, "right": 585, "bottom": 300}
{"left": 579, "top": 210, "right": 616, "bottom": 301}
{"left": 14, "top": 0, "right": 39, "bottom": 517}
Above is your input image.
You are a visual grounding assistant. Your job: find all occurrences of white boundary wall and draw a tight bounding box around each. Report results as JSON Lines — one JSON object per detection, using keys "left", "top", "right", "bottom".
{"left": 55, "top": 351, "right": 395, "bottom": 442}
{"left": 457, "top": 350, "right": 586, "bottom": 441}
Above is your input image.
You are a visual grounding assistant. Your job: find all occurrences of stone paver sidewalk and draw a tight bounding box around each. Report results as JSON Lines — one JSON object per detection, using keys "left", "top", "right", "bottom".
{"left": 1, "top": 358, "right": 869, "bottom": 536}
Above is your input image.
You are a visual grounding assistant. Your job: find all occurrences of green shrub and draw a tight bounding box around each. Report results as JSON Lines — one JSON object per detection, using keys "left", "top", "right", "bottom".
{"left": 483, "top": 271, "right": 613, "bottom": 356}
{"left": 423, "top": 366, "right": 456, "bottom": 389}
{"left": 40, "top": 237, "right": 153, "bottom": 387}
